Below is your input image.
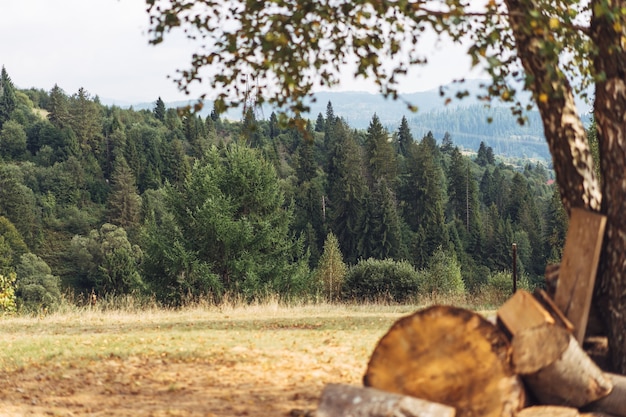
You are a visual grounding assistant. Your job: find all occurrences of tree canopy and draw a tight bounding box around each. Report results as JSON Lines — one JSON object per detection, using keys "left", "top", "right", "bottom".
{"left": 145, "top": 0, "right": 626, "bottom": 373}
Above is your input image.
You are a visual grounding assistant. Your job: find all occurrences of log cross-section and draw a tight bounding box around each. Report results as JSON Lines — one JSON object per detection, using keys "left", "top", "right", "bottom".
{"left": 363, "top": 305, "right": 525, "bottom": 417}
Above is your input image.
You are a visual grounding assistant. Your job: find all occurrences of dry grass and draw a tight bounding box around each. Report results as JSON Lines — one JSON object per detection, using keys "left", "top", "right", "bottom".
{"left": 0, "top": 299, "right": 500, "bottom": 416}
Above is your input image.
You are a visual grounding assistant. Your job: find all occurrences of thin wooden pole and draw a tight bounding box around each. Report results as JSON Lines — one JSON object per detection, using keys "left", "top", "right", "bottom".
{"left": 512, "top": 243, "right": 518, "bottom": 293}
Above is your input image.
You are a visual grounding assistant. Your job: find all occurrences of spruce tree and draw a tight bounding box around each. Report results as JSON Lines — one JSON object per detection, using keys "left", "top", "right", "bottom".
{"left": 69, "top": 87, "right": 101, "bottom": 153}
{"left": 315, "top": 232, "right": 346, "bottom": 302}
{"left": 396, "top": 116, "right": 412, "bottom": 157}
{"left": 326, "top": 120, "right": 367, "bottom": 263}
{"left": 369, "top": 179, "right": 404, "bottom": 260}
{"left": 315, "top": 112, "right": 325, "bottom": 132}
{"left": 365, "top": 114, "right": 396, "bottom": 186}
{"left": 107, "top": 156, "right": 142, "bottom": 233}
{"left": 153, "top": 97, "right": 166, "bottom": 122}
{"left": 0, "top": 66, "right": 16, "bottom": 129}
{"left": 47, "top": 85, "right": 71, "bottom": 129}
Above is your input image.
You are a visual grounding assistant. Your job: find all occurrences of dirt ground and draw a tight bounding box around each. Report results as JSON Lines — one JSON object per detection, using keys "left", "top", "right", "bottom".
{"left": 0, "top": 347, "right": 362, "bottom": 417}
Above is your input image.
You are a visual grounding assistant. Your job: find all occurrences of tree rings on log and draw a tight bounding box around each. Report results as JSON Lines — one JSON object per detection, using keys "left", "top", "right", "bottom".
{"left": 363, "top": 305, "right": 525, "bottom": 417}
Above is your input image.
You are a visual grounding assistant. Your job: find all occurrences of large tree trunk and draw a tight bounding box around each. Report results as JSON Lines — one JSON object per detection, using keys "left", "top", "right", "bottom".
{"left": 502, "top": 0, "right": 626, "bottom": 373}
{"left": 502, "top": 0, "right": 601, "bottom": 215}
{"left": 590, "top": 0, "right": 626, "bottom": 374}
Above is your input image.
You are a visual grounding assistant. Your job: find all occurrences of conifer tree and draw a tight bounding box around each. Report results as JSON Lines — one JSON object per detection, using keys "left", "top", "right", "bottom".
{"left": 0, "top": 66, "right": 16, "bottom": 128}
{"left": 315, "top": 232, "right": 346, "bottom": 302}
{"left": 153, "top": 97, "right": 166, "bottom": 122}
{"left": 440, "top": 132, "right": 454, "bottom": 154}
{"left": 107, "top": 156, "right": 142, "bottom": 233}
{"left": 365, "top": 114, "right": 396, "bottom": 186}
{"left": 47, "top": 85, "right": 71, "bottom": 129}
{"left": 315, "top": 113, "right": 325, "bottom": 132}
{"left": 69, "top": 87, "right": 101, "bottom": 153}
{"left": 326, "top": 120, "right": 367, "bottom": 263}
{"left": 476, "top": 141, "right": 496, "bottom": 167}
{"left": 369, "top": 178, "right": 404, "bottom": 260}
{"left": 396, "top": 116, "right": 413, "bottom": 158}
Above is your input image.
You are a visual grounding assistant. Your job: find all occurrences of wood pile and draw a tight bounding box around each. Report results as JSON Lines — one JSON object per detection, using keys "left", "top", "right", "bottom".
{"left": 315, "top": 208, "right": 626, "bottom": 417}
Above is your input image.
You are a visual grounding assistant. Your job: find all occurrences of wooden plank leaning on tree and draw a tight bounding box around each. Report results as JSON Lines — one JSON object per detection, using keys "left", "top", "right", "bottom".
{"left": 553, "top": 208, "right": 607, "bottom": 343}
{"left": 316, "top": 384, "right": 456, "bottom": 417}
{"left": 363, "top": 305, "right": 525, "bottom": 417}
{"left": 498, "top": 290, "right": 612, "bottom": 408}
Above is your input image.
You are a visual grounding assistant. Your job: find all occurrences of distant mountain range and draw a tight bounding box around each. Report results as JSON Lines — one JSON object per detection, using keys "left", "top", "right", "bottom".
{"left": 117, "top": 79, "right": 593, "bottom": 161}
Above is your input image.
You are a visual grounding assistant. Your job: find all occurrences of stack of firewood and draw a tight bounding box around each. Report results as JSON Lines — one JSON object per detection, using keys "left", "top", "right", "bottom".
{"left": 315, "top": 209, "right": 626, "bottom": 417}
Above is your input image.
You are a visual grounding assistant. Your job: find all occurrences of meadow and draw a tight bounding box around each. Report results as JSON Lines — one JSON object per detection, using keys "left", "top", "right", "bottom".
{"left": 0, "top": 299, "right": 445, "bottom": 416}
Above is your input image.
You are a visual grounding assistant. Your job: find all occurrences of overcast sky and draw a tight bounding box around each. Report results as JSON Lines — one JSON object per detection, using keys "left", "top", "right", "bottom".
{"left": 1, "top": 0, "right": 483, "bottom": 105}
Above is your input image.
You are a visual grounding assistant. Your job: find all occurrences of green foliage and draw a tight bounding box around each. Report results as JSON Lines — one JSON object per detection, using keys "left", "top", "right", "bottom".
{"left": 343, "top": 258, "right": 420, "bottom": 303}
{"left": 15, "top": 253, "right": 61, "bottom": 312}
{"left": 0, "top": 66, "right": 17, "bottom": 128}
{"left": 0, "top": 216, "right": 29, "bottom": 275}
{"left": 67, "top": 223, "right": 144, "bottom": 295}
{"left": 420, "top": 247, "right": 465, "bottom": 296}
{"left": 327, "top": 120, "right": 368, "bottom": 263}
{"left": 314, "top": 232, "right": 346, "bottom": 302}
{"left": 0, "top": 272, "right": 16, "bottom": 314}
{"left": 142, "top": 144, "right": 308, "bottom": 304}
{"left": 0, "top": 120, "right": 27, "bottom": 160}
{"left": 365, "top": 114, "right": 396, "bottom": 185}
{"left": 153, "top": 97, "right": 166, "bottom": 122}
{"left": 107, "top": 157, "right": 142, "bottom": 232}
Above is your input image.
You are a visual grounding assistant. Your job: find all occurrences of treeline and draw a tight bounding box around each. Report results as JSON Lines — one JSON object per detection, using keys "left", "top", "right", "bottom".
{"left": 0, "top": 66, "right": 568, "bottom": 311}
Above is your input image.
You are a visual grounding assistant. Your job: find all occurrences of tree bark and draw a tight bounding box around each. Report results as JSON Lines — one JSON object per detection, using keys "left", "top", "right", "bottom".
{"left": 503, "top": 0, "right": 601, "bottom": 215}
{"left": 363, "top": 306, "right": 525, "bottom": 417}
{"left": 512, "top": 325, "right": 613, "bottom": 407}
{"left": 583, "top": 373, "right": 626, "bottom": 417}
{"left": 590, "top": 0, "right": 626, "bottom": 374}
{"left": 316, "top": 384, "right": 456, "bottom": 417}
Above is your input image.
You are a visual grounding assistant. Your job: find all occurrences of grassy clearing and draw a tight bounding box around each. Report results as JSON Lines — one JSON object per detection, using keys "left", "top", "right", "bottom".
{"left": 0, "top": 301, "right": 425, "bottom": 372}
{"left": 0, "top": 299, "right": 501, "bottom": 416}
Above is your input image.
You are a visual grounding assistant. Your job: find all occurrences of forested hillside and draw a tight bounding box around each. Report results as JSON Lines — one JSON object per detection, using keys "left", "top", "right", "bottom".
{"left": 0, "top": 67, "right": 569, "bottom": 311}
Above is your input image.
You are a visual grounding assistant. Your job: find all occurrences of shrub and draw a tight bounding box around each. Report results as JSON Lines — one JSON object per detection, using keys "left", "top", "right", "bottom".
{"left": 343, "top": 258, "right": 420, "bottom": 303}
{"left": 479, "top": 270, "right": 533, "bottom": 306}
{"left": 420, "top": 247, "right": 465, "bottom": 296}
{"left": 15, "top": 253, "right": 62, "bottom": 312}
{"left": 0, "top": 272, "right": 17, "bottom": 314}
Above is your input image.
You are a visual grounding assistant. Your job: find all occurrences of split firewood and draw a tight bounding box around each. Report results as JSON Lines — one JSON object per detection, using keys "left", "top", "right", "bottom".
{"left": 316, "top": 384, "right": 456, "bottom": 417}
{"left": 364, "top": 305, "right": 525, "bottom": 417}
{"left": 498, "top": 289, "right": 556, "bottom": 337}
{"left": 583, "top": 373, "right": 626, "bottom": 417}
{"left": 514, "top": 325, "right": 612, "bottom": 407}
{"left": 533, "top": 289, "right": 575, "bottom": 333}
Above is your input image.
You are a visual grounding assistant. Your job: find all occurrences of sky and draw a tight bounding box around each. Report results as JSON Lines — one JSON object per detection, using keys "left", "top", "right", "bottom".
{"left": 0, "top": 0, "right": 483, "bottom": 105}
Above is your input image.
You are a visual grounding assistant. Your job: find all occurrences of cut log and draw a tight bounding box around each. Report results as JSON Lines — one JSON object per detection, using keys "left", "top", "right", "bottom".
{"left": 516, "top": 406, "right": 580, "bottom": 417}
{"left": 511, "top": 324, "right": 570, "bottom": 374}
{"left": 316, "top": 384, "right": 456, "bottom": 417}
{"left": 553, "top": 208, "right": 606, "bottom": 343}
{"left": 498, "top": 290, "right": 556, "bottom": 336}
{"left": 364, "top": 305, "right": 525, "bottom": 417}
{"left": 522, "top": 333, "right": 612, "bottom": 407}
{"left": 533, "top": 289, "right": 575, "bottom": 333}
{"left": 583, "top": 373, "right": 626, "bottom": 417}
